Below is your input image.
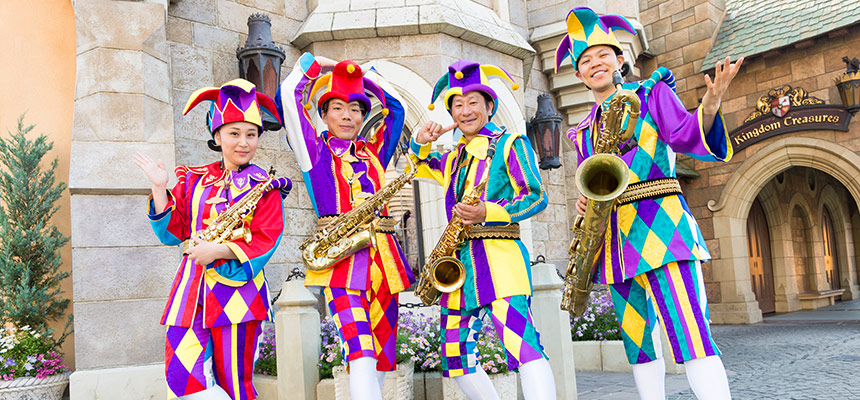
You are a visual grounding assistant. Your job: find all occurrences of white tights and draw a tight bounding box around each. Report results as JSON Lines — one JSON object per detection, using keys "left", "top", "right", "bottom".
{"left": 349, "top": 356, "right": 382, "bottom": 400}
{"left": 453, "top": 359, "right": 557, "bottom": 400}
{"left": 632, "top": 356, "right": 731, "bottom": 400}
{"left": 179, "top": 386, "right": 231, "bottom": 400}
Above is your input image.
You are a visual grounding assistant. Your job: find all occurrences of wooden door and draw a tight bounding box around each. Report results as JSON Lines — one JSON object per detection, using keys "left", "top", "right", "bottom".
{"left": 747, "top": 199, "right": 776, "bottom": 314}
{"left": 822, "top": 208, "right": 842, "bottom": 297}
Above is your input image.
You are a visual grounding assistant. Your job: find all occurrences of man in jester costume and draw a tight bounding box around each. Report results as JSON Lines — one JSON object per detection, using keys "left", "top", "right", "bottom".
{"left": 557, "top": 7, "right": 743, "bottom": 400}
{"left": 275, "top": 54, "right": 413, "bottom": 400}
{"left": 412, "top": 61, "right": 557, "bottom": 400}
{"left": 134, "top": 79, "right": 291, "bottom": 400}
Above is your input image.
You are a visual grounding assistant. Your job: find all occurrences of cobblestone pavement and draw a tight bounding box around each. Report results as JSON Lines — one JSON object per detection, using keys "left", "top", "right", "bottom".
{"left": 577, "top": 302, "right": 860, "bottom": 399}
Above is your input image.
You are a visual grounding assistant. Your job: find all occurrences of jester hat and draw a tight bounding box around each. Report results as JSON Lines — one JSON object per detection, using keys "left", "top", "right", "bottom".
{"left": 555, "top": 7, "right": 637, "bottom": 72}
{"left": 183, "top": 78, "right": 281, "bottom": 133}
{"left": 428, "top": 60, "right": 519, "bottom": 119}
{"left": 306, "top": 60, "right": 388, "bottom": 120}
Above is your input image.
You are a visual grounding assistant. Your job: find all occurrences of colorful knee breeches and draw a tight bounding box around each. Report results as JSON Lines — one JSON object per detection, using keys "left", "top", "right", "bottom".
{"left": 440, "top": 294, "right": 548, "bottom": 377}
{"left": 165, "top": 305, "right": 262, "bottom": 400}
{"left": 609, "top": 260, "right": 721, "bottom": 364}
{"left": 323, "top": 261, "right": 399, "bottom": 371}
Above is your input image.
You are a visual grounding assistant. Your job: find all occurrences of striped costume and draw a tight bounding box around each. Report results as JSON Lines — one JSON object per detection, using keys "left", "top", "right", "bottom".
{"left": 569, "top": 67, "right": 732, "bottom": 364}
{"left": 410, "top": 124, "right": 549, "bottom": 376}
{"left": 149, "top": 162, "right": 290, "bottom": 399}
{"left": 277, "top": 53, "right": 413, "bottom": 371}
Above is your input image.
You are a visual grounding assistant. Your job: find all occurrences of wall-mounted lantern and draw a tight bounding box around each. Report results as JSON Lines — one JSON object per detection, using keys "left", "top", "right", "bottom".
{"left": 526, "top": 94, "right": 563, "bottom": 170}
{"left": 835, "top": 56, "right": 860, "bottom": 115}
{"left": 237, "top": 13, "right": 285, "bottom": 131}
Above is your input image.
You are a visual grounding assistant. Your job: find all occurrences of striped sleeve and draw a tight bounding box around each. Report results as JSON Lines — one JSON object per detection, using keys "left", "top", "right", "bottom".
{"left": 276, "top": 52, "right": 324, "bottom": 172}
{"left": 485, "top": 135, "right": 546, "bottom": 224}
{"left": 147, "top": 171, "right": 190, "bottom": 246}
{"left": 409, "top": 137, "right": 447, "bottom": 186}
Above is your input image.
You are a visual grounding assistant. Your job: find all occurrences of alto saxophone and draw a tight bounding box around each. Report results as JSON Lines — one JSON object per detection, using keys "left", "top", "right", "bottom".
{"left": 301, "top": 156, "right": 417, "bottom": 271}
{"left": 414, "top": 137, "right": 499, "bottom": 306}
{"left": 186, "top": 168, "right": 284, "bottom": 251}
{"left": 561, "top": 71, "right": 640, "bottom": 317}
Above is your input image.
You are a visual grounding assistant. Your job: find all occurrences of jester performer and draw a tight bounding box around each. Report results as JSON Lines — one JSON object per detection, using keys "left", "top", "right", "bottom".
{"left": 275, "top": 53, "right": 413, "bottom": 400}
{"left": 556, "top": 7, "right": 743, "bottom": 400}
{"left": 411, "top": 60, "right": 556, "bottom": 400}
{"left": 133, "top": 79, "right": 290, "bottom": 400}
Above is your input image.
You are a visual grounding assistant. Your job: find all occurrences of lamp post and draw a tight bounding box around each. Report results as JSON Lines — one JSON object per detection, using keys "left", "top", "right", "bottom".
{"left": 527, "top": 94, "right": 563, "bottom": 170}
{"left": 237, "top": 13, "right": 285, "bottom": 131}
{"left": 835, "top": 56, "right": 860, "bottom": 116}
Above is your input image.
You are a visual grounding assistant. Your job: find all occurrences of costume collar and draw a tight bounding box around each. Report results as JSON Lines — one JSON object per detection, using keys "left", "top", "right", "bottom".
{"left": 458, "top": 123, "right": 504, "bottom": 160}
{"left": 325, "top": 132, "right": 370, "bottom": 160}
{"left": 195, "top": 161, "right": 269, "bottom": 189}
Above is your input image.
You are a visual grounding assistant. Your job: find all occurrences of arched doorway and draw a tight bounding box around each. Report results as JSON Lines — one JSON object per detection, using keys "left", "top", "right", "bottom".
{"left": 791, "top": 205, "right": 814, "bottom": 294}
{"left": 822, "top": 207, "right": 842, "bottom": 298}
{"left": 747, "top": 198, "right": 775, "bottom": 313}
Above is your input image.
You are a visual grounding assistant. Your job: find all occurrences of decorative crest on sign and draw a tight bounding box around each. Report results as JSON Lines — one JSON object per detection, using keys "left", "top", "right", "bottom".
{"left": 743, "top": 85, "right": 824, "bottom": 123}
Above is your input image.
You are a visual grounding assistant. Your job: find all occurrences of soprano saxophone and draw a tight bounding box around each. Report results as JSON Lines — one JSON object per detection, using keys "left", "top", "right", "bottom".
{"left": 301, "top": 156, "right": 417, "bottom": 271}
{"left": 414, "top": 137, "right": 499, "bottom": 306}
{"left": 561, "top": 71, "right": 640, "bottom": 317}
{"left": 185, "top": 168, "right": 282, "bottom": 251}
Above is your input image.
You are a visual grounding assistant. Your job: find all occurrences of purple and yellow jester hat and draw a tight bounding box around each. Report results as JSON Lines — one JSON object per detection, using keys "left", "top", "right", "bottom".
{"left": 305, "top": 60, "right": 388, "bottom": 120}
{"left": 183, "top": 78, "right": 281, "bottom": 133}
{"left": 555, "top": 7, "right": 637, "bottom": 72}
{"left": 428, "top": 60, "right": 519, "bottom": 119}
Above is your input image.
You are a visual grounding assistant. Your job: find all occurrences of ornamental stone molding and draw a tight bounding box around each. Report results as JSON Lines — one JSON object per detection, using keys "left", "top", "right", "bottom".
{"left": 293, "top": 0, "right": 535, "bottom": 81}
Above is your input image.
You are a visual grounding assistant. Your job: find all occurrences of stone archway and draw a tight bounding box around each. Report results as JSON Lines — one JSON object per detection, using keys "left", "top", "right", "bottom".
{"left": 706, "top": 137, "right": 860, "bottom": 323}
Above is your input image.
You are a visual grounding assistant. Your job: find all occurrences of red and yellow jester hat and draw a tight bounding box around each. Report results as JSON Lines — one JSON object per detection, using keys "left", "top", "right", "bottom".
{"left": 183, "top": 78, "right": 281, "bottom": 133}
{"left": 555, "top": 7, "right": 636, "bottom": 72}
{"left": 428, "top": 60, "right": 519, "bottom": 119}
{"left": 306, "top": 60, "right": 388, "bottom": 120}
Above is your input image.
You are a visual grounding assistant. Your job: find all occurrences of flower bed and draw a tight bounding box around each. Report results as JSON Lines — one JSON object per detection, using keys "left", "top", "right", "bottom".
{"left": 570, "top": 290, "right": 622, "bottom": 341}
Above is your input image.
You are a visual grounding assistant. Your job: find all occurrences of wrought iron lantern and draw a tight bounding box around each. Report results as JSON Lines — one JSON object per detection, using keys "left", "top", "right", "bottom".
{"left": 237, "top": 13, "right": 286, "bottom": 131}
{"left": 526, "top": 94, "right": 563, "bottom": 170}
{"left": 835, "top": 56, "right": 860, "bottom": 115}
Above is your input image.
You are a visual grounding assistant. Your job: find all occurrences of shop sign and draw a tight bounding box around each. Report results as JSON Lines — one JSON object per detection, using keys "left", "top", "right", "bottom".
{"left": 729, "top": 85, "right": 852, "bottom": 151}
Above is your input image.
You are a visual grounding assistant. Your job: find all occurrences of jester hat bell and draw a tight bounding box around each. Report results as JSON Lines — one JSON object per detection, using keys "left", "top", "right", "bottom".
{"left": 428, "top": 60, "right": 519, "bottom": 119}
{"left": 555, "top": 7, "right": 637, "bottom": 72}
{"left": 306, "top": 60, "right": 388, "bottom": 119}
{"left": 183, "top": 78, "right": 281, "bottom": 134}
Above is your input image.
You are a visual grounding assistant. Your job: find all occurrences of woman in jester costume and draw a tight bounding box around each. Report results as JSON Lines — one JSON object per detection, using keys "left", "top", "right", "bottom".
{"left": 275, "top": 54, "right": 413, "bottom": 400}
{"left": 411, "top": 60, "right": 557, "bottom": 400}
{"left": 134, "top": 79, "right": 291, "bottom": 400}
{"left": 557, "top": 7, "right": 743, "bottom": 400}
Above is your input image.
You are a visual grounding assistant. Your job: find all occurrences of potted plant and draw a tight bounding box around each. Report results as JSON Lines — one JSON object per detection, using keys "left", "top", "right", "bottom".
{"left": 0, "top": 115, "right": 72, "bottom": 399}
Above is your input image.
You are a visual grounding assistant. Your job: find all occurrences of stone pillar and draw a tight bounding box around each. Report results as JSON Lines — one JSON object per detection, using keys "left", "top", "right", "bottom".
{"left": 70, "top": 0, "right": 174, "bottom": 397}
{"left": 530, "top": 262, "right": 577, "bottom": 399}
{"left": 275, "top": 280, "right": 321, "bottom": 400}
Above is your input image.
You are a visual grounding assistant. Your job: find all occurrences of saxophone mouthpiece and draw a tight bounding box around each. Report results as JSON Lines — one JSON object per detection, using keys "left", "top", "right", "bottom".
{"left": 268, "top": 166, "right": 277, "bottom": 176}
{"left": 612, "top": 70, "right": 624, "bottom": 89}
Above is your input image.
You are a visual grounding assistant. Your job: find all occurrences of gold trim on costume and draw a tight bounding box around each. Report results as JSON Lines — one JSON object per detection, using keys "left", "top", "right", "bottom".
{"left": 464, "top": 223, "right": 521, "bottom": 240}
{"left": 616, "top": 178, "right": 682, "bottom": 205}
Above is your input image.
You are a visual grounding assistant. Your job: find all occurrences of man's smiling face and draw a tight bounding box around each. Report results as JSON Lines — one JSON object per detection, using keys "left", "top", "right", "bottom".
{"left": 575, "top": 45, "right": 625, "bottom": 92}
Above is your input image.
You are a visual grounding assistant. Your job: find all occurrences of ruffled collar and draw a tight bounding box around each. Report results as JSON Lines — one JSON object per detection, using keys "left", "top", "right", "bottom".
{"left": 189, "top": 161, "right": 269, "bottom": 190}
{"left": 325, "top": 132, "right": 371, "bottom": 161}
{"left": 457, "top": 123, "right": 504, "bottom": 160}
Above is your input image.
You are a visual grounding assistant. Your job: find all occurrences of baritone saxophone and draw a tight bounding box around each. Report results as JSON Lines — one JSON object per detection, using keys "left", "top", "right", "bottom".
{"left": 561, "top": 70, "right": 640, "bottom": 317}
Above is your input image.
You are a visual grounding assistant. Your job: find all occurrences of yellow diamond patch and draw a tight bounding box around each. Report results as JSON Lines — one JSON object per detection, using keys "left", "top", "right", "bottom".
{"left": 661, "top": 195, "right": 684, "bottom": 225}
{"left": 223, "top": 291, "right": 249, "bottom": 321}
{"left": 621, "top": 303, "right": 645, "bottom": 347}
{"left": 641, "top": 231, "right": 668, "bottom": 268}
{"left": 175, "top": 330, "right": 204, "bottom": 371}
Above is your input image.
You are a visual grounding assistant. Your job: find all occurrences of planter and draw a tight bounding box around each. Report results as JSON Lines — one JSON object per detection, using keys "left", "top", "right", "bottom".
{"left": 572, "top": 338, "right": 684, "bottom": 374}
{"left": 443, "top": 371, "right": 517, "bottom": 400}
{"left": 252, "top": 374, "right": 277, "bottom": 400}
{"left": 331, "top": 360, "right": 414, "bottom": 400}
{"left": 0, "top": 373, "right": 70, "bottom": 400}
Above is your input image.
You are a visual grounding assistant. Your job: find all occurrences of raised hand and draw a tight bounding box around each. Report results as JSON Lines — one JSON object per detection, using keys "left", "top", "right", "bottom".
{"left": 416, "top": 121, "right": 457, "bottom": 145}
{"left": 701, "top": 56, "right": 744, "bottom": 117}
{"left": 133, "top": 152, "right": 169, "bottom": 189}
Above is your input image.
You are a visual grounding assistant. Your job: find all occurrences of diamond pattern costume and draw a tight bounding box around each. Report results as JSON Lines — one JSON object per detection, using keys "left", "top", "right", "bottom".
{"left": 411, "top": 59, "right": 549, "bottom": 377}
{"left": 149, "top": 79, "right": 289, "bottom": 399}
{"left": 276, "top": 53, "right": 413, "bottom": 371}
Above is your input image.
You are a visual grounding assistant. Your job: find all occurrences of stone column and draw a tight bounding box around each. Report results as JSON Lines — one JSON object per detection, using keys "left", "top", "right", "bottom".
{"left": 530, "top": 262, "right": 577, "bottom": 399}
{"left": 70, "top": 0, "right": 175, "bottom": 397}
{"left": 275, "top": 280, "right": 321, "bottom": 400}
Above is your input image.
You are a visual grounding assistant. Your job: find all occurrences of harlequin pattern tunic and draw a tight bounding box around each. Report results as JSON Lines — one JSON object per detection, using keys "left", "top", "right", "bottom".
{"left": 410, "top": 124, "right": 547, "bottom": 310}
{"left": 148, "top": 162, "right": 290, "bottom": 328}
{"left": 569, "top": 68, "right": 733, "bottom": 285}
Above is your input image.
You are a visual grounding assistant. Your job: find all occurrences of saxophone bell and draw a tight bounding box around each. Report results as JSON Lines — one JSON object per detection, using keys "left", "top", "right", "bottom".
{"left": 429, "top": 256, "right": 466, "bottom": 293}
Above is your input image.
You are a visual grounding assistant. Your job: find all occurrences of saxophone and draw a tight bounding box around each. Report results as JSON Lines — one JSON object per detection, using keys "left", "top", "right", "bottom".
{"left": 301, "top": 156, "right": 417, "bottom": 271}
{"left": 185, "top": 168, "right": 284, "bottom": 251}
{"left": 414, "top": 137, "right": 499, "bottom": 306}
{"left": 561, "top": 71, "right": 640, "bottom": 317}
